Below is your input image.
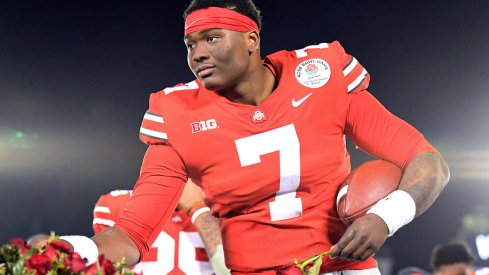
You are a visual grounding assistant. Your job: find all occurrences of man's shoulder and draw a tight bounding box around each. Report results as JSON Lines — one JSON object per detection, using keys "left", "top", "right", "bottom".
{"left": 149, "top": 80, "right": 201, "bottom": 102}
{"left": 265, "top": 41, "right": 344, "bottom": 61}
{"left": 96, "top": 190, "right": 132, "bottom": 207}
{"left": 140, "top": 80, "right": 208, "bottom": 145}
{"left": 264, "top": 41, "right": 347, "bottom": 75}
{"left": 161, "top": 80, "right": 201, "bottom": 96}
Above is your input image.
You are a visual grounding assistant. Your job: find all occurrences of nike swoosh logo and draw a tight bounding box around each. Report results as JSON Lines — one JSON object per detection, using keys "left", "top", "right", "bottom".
{"left": 291, "top": 92, "right": 313, "bottom": 107}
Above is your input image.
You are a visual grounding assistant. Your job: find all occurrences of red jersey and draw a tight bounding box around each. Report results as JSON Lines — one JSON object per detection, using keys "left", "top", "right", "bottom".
{"left": 116, "top": 41, "right": 434, "bottom": 273}
{"left": 94, "top": 190, "right": 213, "bottom": 275}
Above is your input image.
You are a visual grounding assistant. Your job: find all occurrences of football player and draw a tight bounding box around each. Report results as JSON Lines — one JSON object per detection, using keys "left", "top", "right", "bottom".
{"left": 93, "top": 180, "right": 230, "bottom": 275}
{"left": 430, "top": 242, "right": 478, "bottom": 275}
{"left": 32, "top": 0, "right": 450, "bottom": 274}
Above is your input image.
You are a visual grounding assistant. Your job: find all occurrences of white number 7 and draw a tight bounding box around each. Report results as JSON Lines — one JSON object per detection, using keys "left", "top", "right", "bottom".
{"left": 235, "top": 124, "right": 303, "bottom": 221}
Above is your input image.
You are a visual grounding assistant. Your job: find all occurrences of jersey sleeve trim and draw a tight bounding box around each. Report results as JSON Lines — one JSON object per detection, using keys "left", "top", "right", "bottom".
{"left": 143, "top": 112, "right": 164, "bottom": 123}
{"left": 343, "top": 57, "right": 358, "bottom": 76}
{"left": 348, "top": 69, "right": 369, "bottom": 93}
{"left": 342, "top": 55, "right": 370, "bottom": 93}
{"left": 330, "top": 41, "right": 370, "bottom": 94}
{"left": 140, "top": 110, "right": 168, "bottom": 143}
{"left": 140, "top": 127, "right": 168, "bottom": 142}
{"left": 93, "top": 206, "right": 110, "bottom": 213}
{"left": 109, "top": 190, "right": 132, "bottom": 196}
{"left": 92, "top": 217, "right": 115, "bottom": 227}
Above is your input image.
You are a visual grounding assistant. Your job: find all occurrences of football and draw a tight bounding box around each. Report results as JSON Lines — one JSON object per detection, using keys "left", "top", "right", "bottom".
{"left": 336, "top": 159, "right": 402, "bottom": 226}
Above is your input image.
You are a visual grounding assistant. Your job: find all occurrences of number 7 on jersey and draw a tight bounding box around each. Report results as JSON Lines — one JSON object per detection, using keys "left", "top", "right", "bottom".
{"left": 235, "top": 124, "right": 303, "bottom": 221}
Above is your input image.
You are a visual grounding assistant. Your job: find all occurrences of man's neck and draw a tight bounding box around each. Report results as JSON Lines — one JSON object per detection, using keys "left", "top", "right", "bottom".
{"left": 220, "top": 63, "right": 276, "bottom": 106}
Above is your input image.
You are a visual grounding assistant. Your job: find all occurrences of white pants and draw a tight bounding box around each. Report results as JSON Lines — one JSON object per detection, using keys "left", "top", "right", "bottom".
{"left": 322, "top": 268, "right": 382, "bottom": 275}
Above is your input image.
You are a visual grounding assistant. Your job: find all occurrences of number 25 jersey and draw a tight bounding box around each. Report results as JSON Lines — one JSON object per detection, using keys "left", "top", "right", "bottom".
{"left": 94, "top": 190, "right": 213, "bottom": 275}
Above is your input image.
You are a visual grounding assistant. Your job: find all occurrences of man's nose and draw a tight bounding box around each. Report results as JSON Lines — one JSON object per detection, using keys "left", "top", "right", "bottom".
{"left": 192, "top": 43, "right": 209, "bottom": 62}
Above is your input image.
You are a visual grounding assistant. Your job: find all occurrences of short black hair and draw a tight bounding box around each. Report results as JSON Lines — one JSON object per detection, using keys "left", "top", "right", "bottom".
{"left": 183, "top": 0, "right": 262, "bottom": 30}
{"left": 430, "top": 242, "right": 475, "bottom": 269}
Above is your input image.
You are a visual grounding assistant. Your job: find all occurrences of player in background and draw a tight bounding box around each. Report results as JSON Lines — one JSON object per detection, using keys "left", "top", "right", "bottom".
{"left": 430, "top": 242, "right": 488, "bottom": 275}
{"left": 93, "top": 180, "right": 230, "bottom": 275}
{"left": 30, "top": 0, "right": 450, "bottom": 274}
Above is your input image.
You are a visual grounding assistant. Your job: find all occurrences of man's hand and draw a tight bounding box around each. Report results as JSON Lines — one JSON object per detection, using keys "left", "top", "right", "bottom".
{"left": 28, "top": 234, "right": 74, "bottom": 251}
{"left": 330, "top": 213, "right": 388, "bottom": 261}
{"left": 27, "top": 234, "right": 51, "bottom": 249}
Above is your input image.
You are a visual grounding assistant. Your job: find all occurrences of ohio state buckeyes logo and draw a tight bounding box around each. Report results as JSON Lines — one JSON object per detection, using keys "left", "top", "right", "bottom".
{"left": 252, "top": 110, "right": 267, "bottom": 123}
{"left": 295, "top": 58, "right": 330, "bottom": 88}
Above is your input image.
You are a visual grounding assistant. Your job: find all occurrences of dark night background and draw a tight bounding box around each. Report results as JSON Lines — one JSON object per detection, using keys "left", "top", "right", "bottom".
{"left": 1, "top": 1, "right": 489, "bottom": 274}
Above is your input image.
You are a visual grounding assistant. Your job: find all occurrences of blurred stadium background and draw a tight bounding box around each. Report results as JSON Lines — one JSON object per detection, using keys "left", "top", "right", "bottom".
{"left": 1, "top": 1, "right": 488, "bottom": 274}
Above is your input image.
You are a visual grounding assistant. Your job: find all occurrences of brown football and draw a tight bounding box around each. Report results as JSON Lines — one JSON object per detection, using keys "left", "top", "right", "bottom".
{"left": 336, "top": 159, "right": 402, "bottom": 226}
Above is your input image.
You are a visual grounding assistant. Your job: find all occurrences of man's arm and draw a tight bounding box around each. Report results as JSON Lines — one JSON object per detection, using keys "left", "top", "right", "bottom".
{"left": 179, "top": 180, "right": 231, "bottom": 275}
{"left": 330, "top": 151, "right": 450, "bottom": 261}
{"left": 399, "top": 151, "right": 450, "bottom": 217}
{"left": 193, "top": 211, "right": 230, "bottom": 275}
{"left": 332, "top": 90, "right": 450, "bottom": 261}
{"left": 193, "top": 211, "right": 221, "bottom": 256}
{"left": 92, "top": 227, "right": 141, "bottom": 266}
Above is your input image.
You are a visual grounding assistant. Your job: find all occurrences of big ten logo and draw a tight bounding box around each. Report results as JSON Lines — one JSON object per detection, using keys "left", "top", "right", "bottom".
{"left": 190, "top": 119, "right": 218, "bottom": 133}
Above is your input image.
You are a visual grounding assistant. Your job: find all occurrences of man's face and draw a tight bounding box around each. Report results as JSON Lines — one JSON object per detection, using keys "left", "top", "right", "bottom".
{"left": 184, "top": 29, "right": 251, "bottom": 91}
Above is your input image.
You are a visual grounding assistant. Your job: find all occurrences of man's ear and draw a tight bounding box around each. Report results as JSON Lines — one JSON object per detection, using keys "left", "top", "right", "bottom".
{"left": 246, "top": 31, "right": 260, "bottom": 52}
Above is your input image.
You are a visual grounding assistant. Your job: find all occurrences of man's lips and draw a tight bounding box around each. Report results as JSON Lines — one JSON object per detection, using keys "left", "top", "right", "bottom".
{"left": 195, "top": 64, "right": 215, "bottom": 78}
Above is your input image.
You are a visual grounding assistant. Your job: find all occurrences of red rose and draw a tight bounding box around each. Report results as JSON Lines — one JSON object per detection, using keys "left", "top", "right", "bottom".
{"left": 43, "top": 244, "right": 58, "bottom": 260}
{"left": 276, "top": 264, "right": 303, "bottom": 275}
{"left": 10, "top": 237, "right": 29, "bottom": 253}
{"left": 63, "top": 253, "right": 87, "bottom": 273}
{"left": 49, "top": 240, "right": 72, "bottom": 254}
{"left": 83, "top": 262, "right": 98, "bottom": 275}
{"left": 98, "top": 254, "right": 116, "bottom": 275}
{"left": 26, "top": 254, "right": 52, "bottom": 275}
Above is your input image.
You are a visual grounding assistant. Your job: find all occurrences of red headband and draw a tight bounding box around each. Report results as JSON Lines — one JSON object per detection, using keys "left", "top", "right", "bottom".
{"left": 184, "top": 7, "right": 259, "bottom": 36}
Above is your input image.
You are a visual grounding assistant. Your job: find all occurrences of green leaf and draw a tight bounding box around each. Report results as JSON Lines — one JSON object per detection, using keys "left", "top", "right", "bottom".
{"left": 306, "top": 256, "right": 322, "bottom": 275}
{"left": 114, "top": 257, "right": 127, "bottom": 269}
{"left": 0, "top": 263, "right": 7, "bottom": 275}
{"left": 11, "top": 260, "right": 25, "bottom": 275}
{"left": 297, "top": 254, "right": 319, "bottom": 270}
{"left": 48, "top": 232, "right": 59, "bottom": 243}
{"left": 293, "top": 250, "right": 331, "bottom": 275}
{"left": 12, "top": 247, "right": 36, "bottom": 275}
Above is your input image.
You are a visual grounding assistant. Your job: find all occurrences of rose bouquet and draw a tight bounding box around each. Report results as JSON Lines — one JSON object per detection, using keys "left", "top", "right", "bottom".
{"left": 0, "top": 233, "right": 134, "bottom": 275}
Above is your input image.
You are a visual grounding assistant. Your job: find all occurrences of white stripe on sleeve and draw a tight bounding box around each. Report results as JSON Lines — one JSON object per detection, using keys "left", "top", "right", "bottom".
{"left": 144, "top": 113, "right": 164, "bottom": 123}
{"left": 348, "top": 69, "right": 368, "bottom": 93}
{"left": 343, "top": 57, "right": 358, "bottom": 76}
{"left": 93, "top": 206, "right": 110, "bottom": 214}
{"left": 140, "top": 127, "right": 168, "bottom": 140}
{"left": 92, "top": 218, "right": 115, "bottom": 227}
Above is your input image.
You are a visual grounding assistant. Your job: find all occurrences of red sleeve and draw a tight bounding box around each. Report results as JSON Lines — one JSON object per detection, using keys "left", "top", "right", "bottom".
{"left": 139, "top": 92, "right": 168, "bottom": 145}
{"left": 114, "top": 144, "right": 188, "bottom": 259}
{"left": 330, "top": 40, "right": 370, "bottom": 94}
{"left": 345, "top": 90, "right": 437, "bottom": 168}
